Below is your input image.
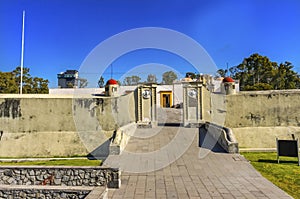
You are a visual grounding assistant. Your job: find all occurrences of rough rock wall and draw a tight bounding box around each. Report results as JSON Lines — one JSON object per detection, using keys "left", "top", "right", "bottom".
{"left": 0, "top": 188, "right": 90, "bottom": 199}
{"left": 0, "top": 166, "right": 120, "bottom": 188}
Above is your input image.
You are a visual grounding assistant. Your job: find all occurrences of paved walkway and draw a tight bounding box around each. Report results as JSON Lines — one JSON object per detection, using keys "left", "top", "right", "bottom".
{"left": 104, "top": 109, "right": 292, "bottom": 199}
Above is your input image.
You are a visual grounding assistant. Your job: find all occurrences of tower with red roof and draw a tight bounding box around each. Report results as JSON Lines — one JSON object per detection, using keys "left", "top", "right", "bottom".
{"left": 105, "top": 79, "right": 119, "bottom": 97}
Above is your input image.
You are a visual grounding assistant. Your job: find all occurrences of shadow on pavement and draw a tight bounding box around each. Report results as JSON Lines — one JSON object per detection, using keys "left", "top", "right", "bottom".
{"left": 158, "top": 123, "right": 182, "bottom": 127}
{"left": 87, "top": 139, "right": 110, "bottom": 160}
{"left": 198, "top": 127, "right": 227, "bottom": 153}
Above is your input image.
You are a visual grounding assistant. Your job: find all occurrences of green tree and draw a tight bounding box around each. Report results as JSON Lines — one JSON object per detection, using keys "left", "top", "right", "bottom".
{"left": 162, "top": 71, "right": 177, "bottom": 85}
{"left": 98, "top": 76, "right": 105, "bottom": 88}
{"left": 0, "top": 67, "right": 49, "bottom": 94}
{"left": 123, "top": 75, "right": 141, "bottom": 86}
{"left": 216, "top": 69, "right": 227, "bottom": 78}
{"left": 273, "top": 62, "right": 300, "bottom": 90}
{"left": 123, "top": 76, "right": 131, "bottom": 86}
{"left": 131, "top": 75, "right": 141, "bottom": 85}
{"left": 231, "top": 53, "right": 275, "bottom": 90}
{"left": 77, "top": 78, "right": 88, "bottom": 88}
{"left": 31, "top": 77, "right": 49, "bottom": 94}
{"left": 146, "top": 74, "right": 157, "bottom": 83}
{"left": 229, "top": 53, "right": 300, "bottom": 91}
{"left": 244, "top": 83, "right": 273, "bottom": 91}
{"left": 0, "top": 72, "right": 18, "bottom": 93}
{"left": 185, "top": 72, "right": 197, "bottom": 79}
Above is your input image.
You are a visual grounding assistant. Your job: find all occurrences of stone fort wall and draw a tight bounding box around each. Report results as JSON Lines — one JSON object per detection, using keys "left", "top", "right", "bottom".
{"left": 0, "top": 93, "right": 136, "bottom": 157}
{"left": 224, "top": 90, "right": 300, "bottom": 148}
{"left": 0, "top": 89, "right": 300, "bottom": 156}
{"left": 224, "top": 90, "right": 300, "bottom": 128}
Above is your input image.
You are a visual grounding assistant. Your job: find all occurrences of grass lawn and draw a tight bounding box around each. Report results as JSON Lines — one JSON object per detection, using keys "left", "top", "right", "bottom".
{"left": 242, "top": 152, "right": 300, "bottom": 199}
{"left": 0, "top": 158, "right": 101, "bottom": 166}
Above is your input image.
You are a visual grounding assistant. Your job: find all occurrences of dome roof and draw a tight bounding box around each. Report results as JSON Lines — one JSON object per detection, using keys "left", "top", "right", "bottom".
{"left": 223, "top": 77, "right": 235, "bottom": 83}
{"left": 106, "top": 79, "right": 118, "bottom": 85}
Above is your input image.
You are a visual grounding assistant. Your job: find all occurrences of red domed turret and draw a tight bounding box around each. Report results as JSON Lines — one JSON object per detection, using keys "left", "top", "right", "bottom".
{"left": 106, "top": 79, "right": 118, "bottom": 85}
{"left": 222, "top": 77, "right": 235, "bottom": 83}
{"left": 221, "top": 77, "right": 236, "bottom": 95}
{"left": 105, "top": 79, "right": 119, "bottom": 97}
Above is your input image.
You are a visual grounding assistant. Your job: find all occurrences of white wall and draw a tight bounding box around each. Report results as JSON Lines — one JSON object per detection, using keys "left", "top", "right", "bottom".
{"left": 49, "top": 88, "right": 105, "bottom": 95}
{"left": 49, "top": 84, "right": 185, "bottom": 107}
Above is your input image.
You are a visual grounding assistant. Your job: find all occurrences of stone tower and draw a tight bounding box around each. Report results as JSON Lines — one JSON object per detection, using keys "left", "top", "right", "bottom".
{"left": 221, "top": 77, "right": 236, "bottom": 95}
{"left": 105, "top": 79, "right": 119, "bottom": 97}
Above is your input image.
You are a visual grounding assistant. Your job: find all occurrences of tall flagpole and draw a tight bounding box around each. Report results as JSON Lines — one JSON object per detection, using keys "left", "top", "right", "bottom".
{"left": 20, "top": 10, "right": 25, "bottom": 94}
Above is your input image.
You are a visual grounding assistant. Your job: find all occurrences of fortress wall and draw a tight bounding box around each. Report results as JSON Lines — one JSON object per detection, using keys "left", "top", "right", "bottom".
{"left": 0, "top": 131, "right": 88, "bottom": 157}
{"left": 202, "top": 87, "right": 212, "bottom": 122}
{"left": 2, "top": 89, "right": 300, "bottom": 155}
{"left": 233, "top": 126, "right": 300, "bottom": 149}
{"left": 222, "top": 90, "right": 300, "bottom": 148}
{"left": 0, "top": 96, "right": 76, "bottom": 133}
{"left": 0, "top": 93, "right": 136, "bottom": 157}
{"left": 224, "top": 90, "right": 300, "bottom": 128}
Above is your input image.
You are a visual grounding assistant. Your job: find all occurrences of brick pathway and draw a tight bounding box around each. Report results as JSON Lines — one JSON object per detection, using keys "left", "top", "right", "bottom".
{"left": 104, "top": 109, "right": 292, "bottom": 199}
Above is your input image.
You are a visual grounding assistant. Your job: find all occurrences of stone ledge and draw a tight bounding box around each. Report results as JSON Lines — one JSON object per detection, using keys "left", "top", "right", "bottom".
{"left": 110, "top": 122, "right": 136, "bottom": 155}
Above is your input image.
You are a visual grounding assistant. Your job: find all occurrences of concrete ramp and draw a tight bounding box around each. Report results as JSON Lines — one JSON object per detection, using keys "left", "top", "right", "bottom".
{"left": 106, "top": 125, "right": 291, "bottom": 198}
{"left": 105, "top": 108, "right": 291, "bottom": 198}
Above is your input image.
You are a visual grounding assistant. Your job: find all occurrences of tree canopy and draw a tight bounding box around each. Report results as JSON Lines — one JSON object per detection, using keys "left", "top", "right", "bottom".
{"left": 123, "top": 75, "right": 141, "bottom": 86}
{"left": 0, "top": 67, "right": 49, "bottom": 94}
{"left": 77, "top": 78, "right": 88, "bottom": 88}
{"left": 228, "top": 53, "right": 300, "bottom": 91}
{"left": 216, "top": 69, "right": 227, "bottom": 78}
{"left": 146, "top": 74, "right": 157, "bottom": 83}
{"left": 162, "top": 71, "right": 177, "bottom": 85}
{"left": 98, "top": 76, "right": 105, "bottom": 88}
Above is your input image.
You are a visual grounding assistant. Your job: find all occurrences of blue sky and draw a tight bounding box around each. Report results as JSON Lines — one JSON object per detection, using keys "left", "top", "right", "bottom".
{"left": 0, "top": 0, "right": 299, "bottom": 88}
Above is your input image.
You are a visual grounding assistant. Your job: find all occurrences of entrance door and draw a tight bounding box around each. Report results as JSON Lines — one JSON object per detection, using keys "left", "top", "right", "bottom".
{"left": 160, "top": 91, "right": 173, "bottom": 108}
{"left": 163, "top": 94, "right": 170, "bottom": 107}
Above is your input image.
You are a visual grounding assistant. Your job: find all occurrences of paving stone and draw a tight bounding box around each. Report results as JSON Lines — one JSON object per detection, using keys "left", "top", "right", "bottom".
{"left": 103, "top": 109, "right": 292, "bottom": 199}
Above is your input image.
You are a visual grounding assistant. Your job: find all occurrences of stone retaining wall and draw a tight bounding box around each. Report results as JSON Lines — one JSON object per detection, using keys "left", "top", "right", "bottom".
{"left": 0, "top": 166, "right": 120, "bottom": 188}
{"left": 0, "top": 186, "right": 91, "bottom": 199}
